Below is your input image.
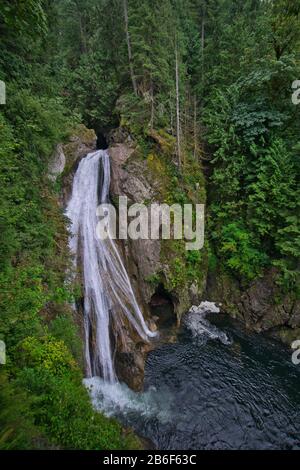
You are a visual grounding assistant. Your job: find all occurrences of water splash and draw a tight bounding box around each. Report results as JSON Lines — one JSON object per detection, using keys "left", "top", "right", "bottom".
{"left": 84, "top": 376, "right": 171, "bottom": 424}
{"left": 184, "top": 301, "right": 231, "bottom": 345}
{"left": 66, "top": 150, "right": 155, "bottom": 382}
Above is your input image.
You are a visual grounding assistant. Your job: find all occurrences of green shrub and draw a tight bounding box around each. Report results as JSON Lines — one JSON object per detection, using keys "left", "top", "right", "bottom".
{"left": 18, "top": 336, "right": 77, "bottom": 376}
{"left": 0, "top": 264, "right": 44, "bottom": 349}
{"left": 0, "top": 370, "right": 41, "bottom": 450}
{"left": 49, "top": 314, "right": 83, "bottom": 365}
{"left": 16, "top": 368, "right": 141, "bottom": 450}
{"left": 218, "top": 222, "right": 269, "bottom": 282}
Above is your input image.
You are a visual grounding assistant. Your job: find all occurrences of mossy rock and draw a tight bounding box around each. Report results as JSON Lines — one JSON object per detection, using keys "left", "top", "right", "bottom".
{"left": 275, "top": 327, "right": 300, "bottom": 346}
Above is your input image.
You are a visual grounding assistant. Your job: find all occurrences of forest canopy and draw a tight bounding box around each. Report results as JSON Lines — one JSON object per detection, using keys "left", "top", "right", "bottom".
{"left": 0, "top": 0, "right": 299, "bottom": 450}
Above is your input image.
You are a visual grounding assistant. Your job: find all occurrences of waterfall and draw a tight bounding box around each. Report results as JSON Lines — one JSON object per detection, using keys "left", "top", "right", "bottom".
{"left": 66, "top": 150, "right": 155, "bottom": 382}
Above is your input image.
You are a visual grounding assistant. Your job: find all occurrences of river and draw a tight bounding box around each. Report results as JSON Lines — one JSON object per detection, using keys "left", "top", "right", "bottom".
{"left": 85, "top": 309, "right": 300, "bottom": 450}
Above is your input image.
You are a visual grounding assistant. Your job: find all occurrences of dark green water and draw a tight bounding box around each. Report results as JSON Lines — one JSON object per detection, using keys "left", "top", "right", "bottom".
{"left": 87, "top": 313, "right": 300, "bottom": 450}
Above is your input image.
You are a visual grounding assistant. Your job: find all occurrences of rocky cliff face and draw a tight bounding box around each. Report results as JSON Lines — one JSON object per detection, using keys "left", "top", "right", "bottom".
{"left": 55, "top": 124, "right": 299, "bottom": 392}
{"left": 108, "top": 128, "right": 207, "bottom": 325}
{"left": 55, "top": 124, "right": 299, "bottom": 393}
{"left": 109, "top": 142, "right": 162, "bottom": 312}
{"left": 107, "top": 128, "right": 208, "bottom": 389}
{"left": 206, "top": 267, "right": 300, "bottom": 344}
{"left": 48, "top": 124, "right": 98, "bottom": 205}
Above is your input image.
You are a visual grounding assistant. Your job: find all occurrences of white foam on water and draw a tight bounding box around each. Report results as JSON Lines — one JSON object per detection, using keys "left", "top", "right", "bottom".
{"left": 84, "top": 376, "right": 171, "bottom": 424}
{"left": 184, "top": 301, "right": 231, "bottom": 345}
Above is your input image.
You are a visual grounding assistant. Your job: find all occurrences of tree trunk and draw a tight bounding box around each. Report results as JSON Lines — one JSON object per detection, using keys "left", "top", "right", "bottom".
{"left": 201, "top": 16, "right": 205, "bottom": 54}
{"left": 201, "top": 3, "right": 205, "bottom": 82}
{"left": 123, "top": 0, "right": 138, "bottom": 96}
{"left": 170, "top": 91, "right": 174, "bottom": 135}
{"left": 149, "top": 79, "right": 154, "bottom": 130}
{"left": 193, "top": 95, "right": 197, "bottom": 159}
{"left": 175, "top": 47, "right": 181, "bottom": 169}
{"left": 79, "top": 16, "right": 87, "bottom": 54}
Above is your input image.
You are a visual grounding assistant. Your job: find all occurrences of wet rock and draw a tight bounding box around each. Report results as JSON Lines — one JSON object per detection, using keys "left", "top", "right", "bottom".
{"left": 107, "top": 127, "right": 207, "bottom": 388}
{"left": 109, "top": 144, "right": 153, "bottom": 202}
{"left": 107, "top": 127, "right": 133, "bottom": 146}
{"left": 60, "top": 125, "right": 97, "bottom": 205}
{"left": 189, "top": 282, "right": 200, "bottom": 305}
{"left": 288, "top": 300, "right": 300, "bottom": 328}
{"left": 148, "top": 318, "right": 158, "bottom": 332}
{"left": 273, "top": 326, "right": 300, "bottom": 345}
{"left": 109, "top": 137, "right": 204, "bottom": 319}
{"left": 207, "top": 267, "right": 299, "bottom": 334}
{"left": 109, "top": 142, "right": 162, "bottom": 318}
{"left": 114, "top": 336, "right": 153, "bottom": 391}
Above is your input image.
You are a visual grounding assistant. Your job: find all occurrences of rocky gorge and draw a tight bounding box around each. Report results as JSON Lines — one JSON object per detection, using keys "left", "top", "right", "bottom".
{"left": 49, "top": 123, "right": 300, "bottom": 391}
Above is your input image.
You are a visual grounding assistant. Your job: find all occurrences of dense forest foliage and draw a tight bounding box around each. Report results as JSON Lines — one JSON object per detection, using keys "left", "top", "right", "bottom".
{"left": 0, "top": 0, "right": 299, "bottom": 449}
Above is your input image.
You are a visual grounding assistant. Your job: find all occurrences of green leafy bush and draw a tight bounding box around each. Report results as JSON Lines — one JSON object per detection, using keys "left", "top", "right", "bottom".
{"left": 0, "top": 371, "right": 39, "bottom": 450}
{"left": 16, "top": 368, "right": 141, "bottom": 450}
{"left": 218, "top": 222, "right": 269, "bottom": 282}
{"left": 18, "top": 336, "right": 77, "bottom": 375}
{"left": 49, "top": 314, "right": 83, "bottom": 365}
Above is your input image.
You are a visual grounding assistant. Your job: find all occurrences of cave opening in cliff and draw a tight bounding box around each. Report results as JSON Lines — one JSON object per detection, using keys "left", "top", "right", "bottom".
{"left": 96, "top": 132, "right": 108, "bottom": 150}
{"left": 149, "top": 284, "right": 176, "bottom": 328}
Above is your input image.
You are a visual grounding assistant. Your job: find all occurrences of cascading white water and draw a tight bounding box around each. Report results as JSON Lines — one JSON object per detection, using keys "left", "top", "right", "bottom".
{"left": 184, "top": 302, "right": 231, "bottom": 345}
{"left": 66, "top": 150, "right": 156, "bottom": 382}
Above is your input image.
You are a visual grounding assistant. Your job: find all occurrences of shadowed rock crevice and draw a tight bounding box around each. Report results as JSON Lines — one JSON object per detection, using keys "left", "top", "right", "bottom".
{"left": 149, "top": 284, "right": 176, "bottom": 329}
{"left": 96, "top": 131, "right": 108, "bottom": 150}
